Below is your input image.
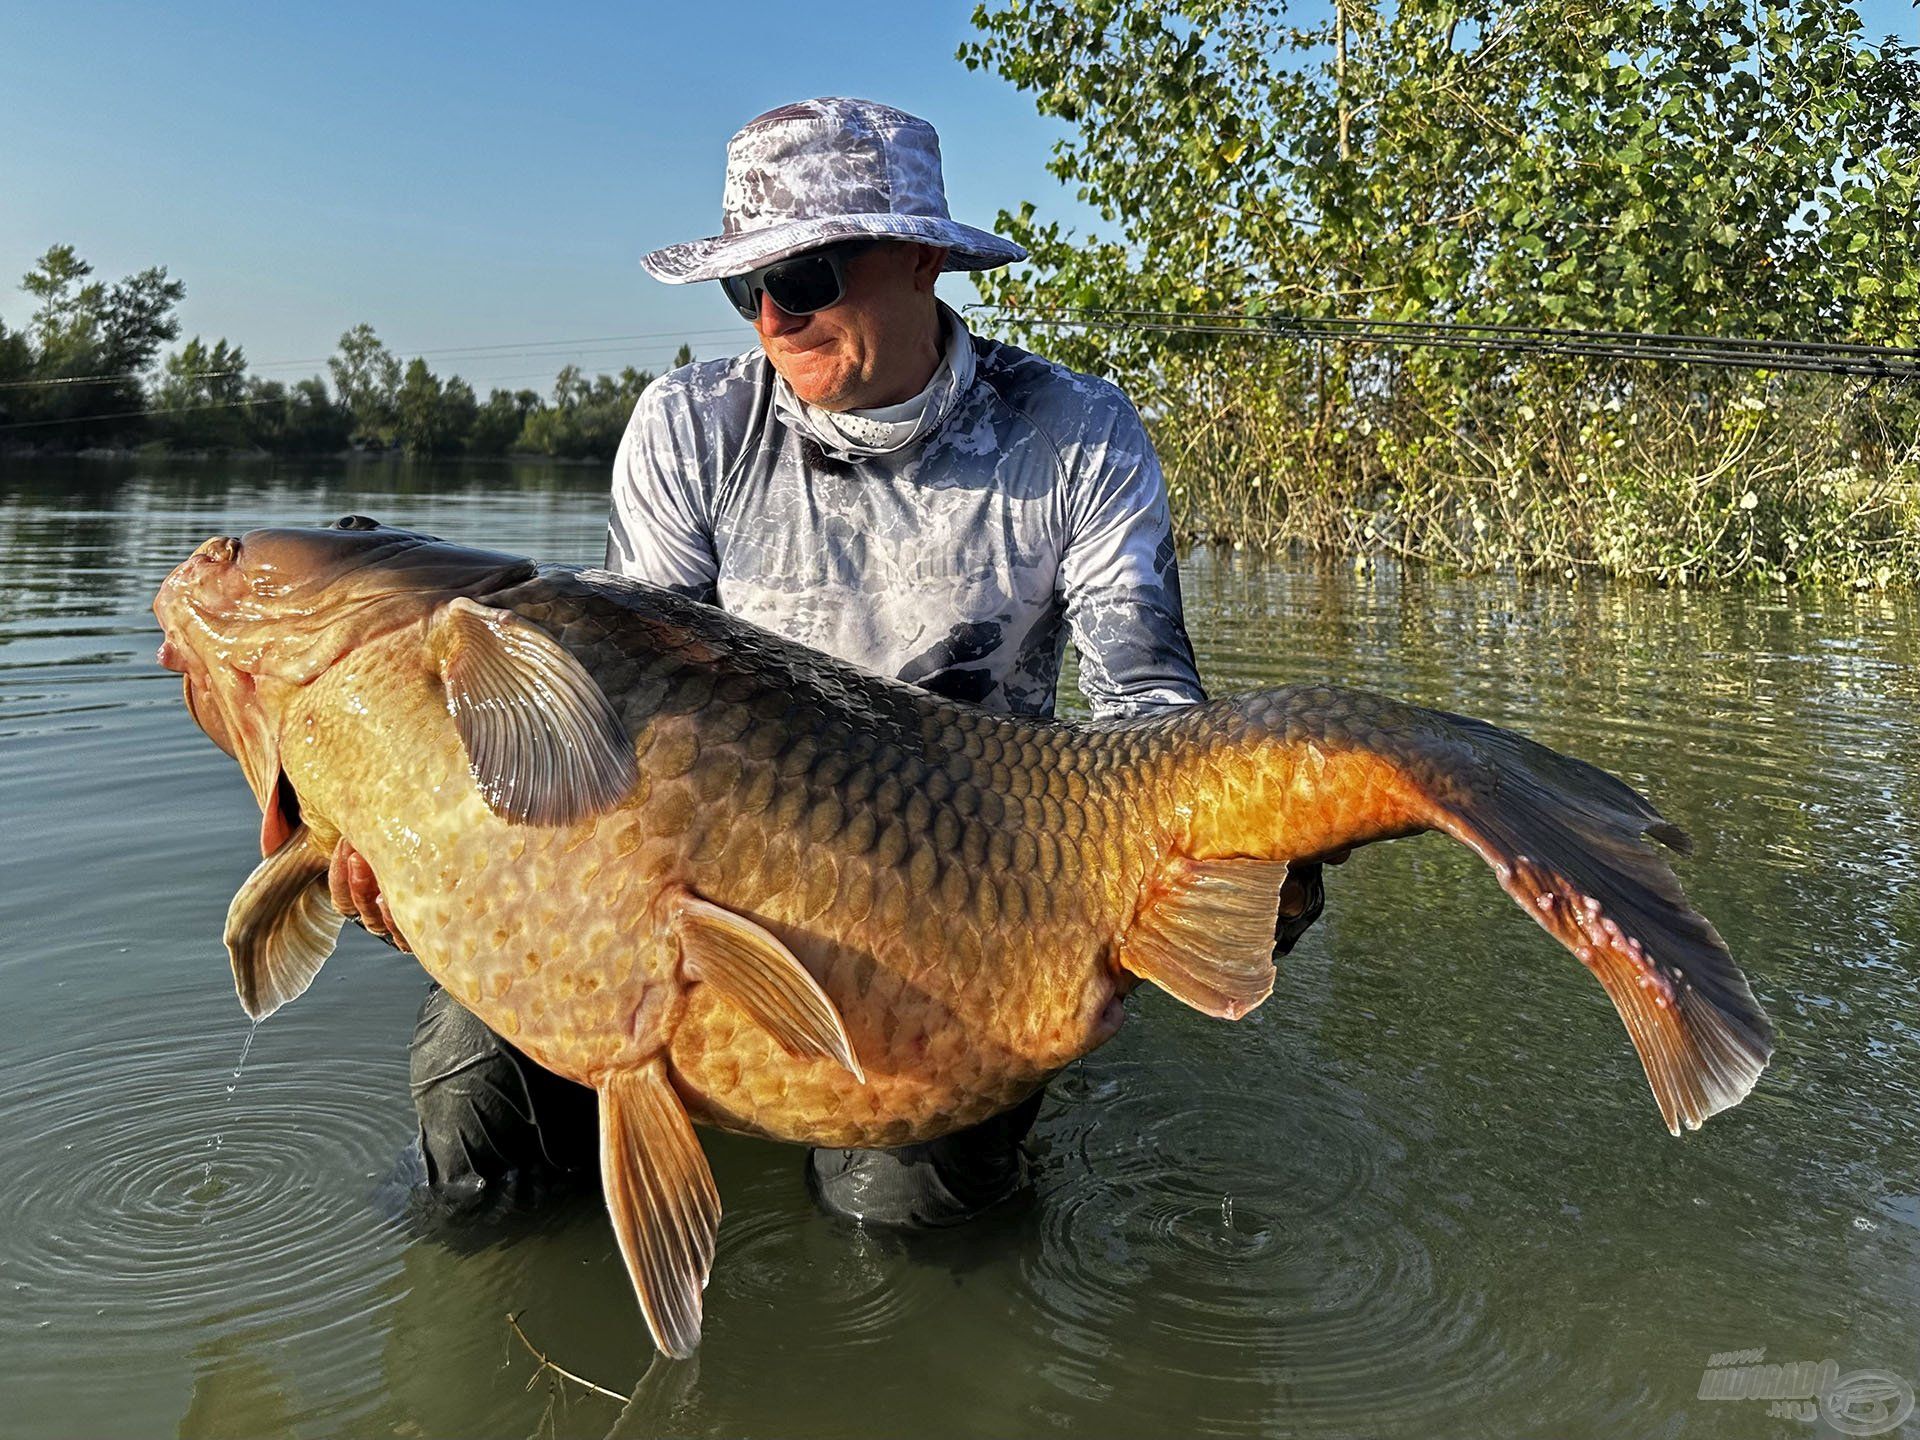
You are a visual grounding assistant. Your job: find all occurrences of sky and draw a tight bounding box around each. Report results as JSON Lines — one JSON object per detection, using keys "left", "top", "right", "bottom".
{"left": 3, "top": 0, "right": 1915, "bottom": 394}
{"left": 0, "top": 0, "right": 1098, "bottom": 391}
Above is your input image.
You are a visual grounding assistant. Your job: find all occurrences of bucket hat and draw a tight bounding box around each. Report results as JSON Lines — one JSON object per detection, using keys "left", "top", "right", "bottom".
{"left": 641, "top": 96, "right": 1027, "bottom": 284}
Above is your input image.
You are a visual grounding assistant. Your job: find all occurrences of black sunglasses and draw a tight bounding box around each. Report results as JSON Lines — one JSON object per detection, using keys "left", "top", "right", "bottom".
{"left": 720, "top": 240, "right": 873, "bottom": 321}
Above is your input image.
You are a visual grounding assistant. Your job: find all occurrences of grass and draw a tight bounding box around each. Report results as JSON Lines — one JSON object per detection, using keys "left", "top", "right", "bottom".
{"left": 1145, "top": 344, "right": 1919, "bottom": 588}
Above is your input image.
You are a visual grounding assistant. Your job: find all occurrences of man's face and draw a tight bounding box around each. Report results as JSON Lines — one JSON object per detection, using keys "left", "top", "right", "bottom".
{"left": 750, "top": 241, "right": 946, "bottom": 411}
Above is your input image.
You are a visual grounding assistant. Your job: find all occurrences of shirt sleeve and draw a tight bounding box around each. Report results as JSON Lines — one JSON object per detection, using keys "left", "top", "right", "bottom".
{"left": 1057, "top": 396, "right": 1207, "bottom": 718}
{"left": 604, "top": 380, "right": 721, "bottom": 603}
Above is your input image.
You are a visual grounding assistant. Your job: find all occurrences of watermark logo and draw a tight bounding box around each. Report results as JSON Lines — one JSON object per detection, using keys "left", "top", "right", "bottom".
{"left": 1697, "top": 1349, "right": 1915, "bottom": 1436}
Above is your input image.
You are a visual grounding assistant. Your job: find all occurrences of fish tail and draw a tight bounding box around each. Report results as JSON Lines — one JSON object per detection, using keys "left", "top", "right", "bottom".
{"left": 1413, "top": 707, "right": 1773, "bottom": 1135}
{"left": 1138, "top": 686, "right": 1772, "bottom": 1134}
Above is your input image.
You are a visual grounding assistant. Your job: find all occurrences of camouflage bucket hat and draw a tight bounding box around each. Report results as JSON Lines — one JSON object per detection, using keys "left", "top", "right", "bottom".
{"left": 641, "top": 96, "right": 1028, "bottom": 284}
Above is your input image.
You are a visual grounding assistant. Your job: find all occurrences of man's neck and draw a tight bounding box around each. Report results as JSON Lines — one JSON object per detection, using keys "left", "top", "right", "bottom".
{"left": 852, "top": 305, "right": 946, "bottom": 410}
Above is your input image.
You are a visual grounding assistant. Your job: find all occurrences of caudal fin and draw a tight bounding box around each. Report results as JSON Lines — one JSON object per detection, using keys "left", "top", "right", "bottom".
{"left": 1423, "top": 711, "right": 1772, "bottom": 1135}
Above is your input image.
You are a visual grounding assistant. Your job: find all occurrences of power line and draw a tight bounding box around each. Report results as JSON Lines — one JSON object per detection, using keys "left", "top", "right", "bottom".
{"left": 0, "top": 355, "right": 704, "bottom": 432}
{"left": 965, "top": 306, "right": 1920, "bottom": 379}
{"left": 0, "top": 325, "right": 746, "bottom": 391}
{"left": 0, "top": 396, "right": 275, "bottom": 432}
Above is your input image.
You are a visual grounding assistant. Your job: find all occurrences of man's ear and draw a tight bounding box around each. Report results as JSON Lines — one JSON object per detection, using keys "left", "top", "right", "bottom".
{"left": 913, "top": 244, "right": 949, "bottom": 292}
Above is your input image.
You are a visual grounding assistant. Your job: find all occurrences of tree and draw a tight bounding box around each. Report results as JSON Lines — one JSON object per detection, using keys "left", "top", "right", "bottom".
{"left": 519, "top": 364, "right": 654, "bottom": 459}
{"left": 327, "top": 324, "right": 401, "bottom": 444}
{"left": 469, "top": 387, "right": 541, "bottom": 456}
{"left": 22, "top": 244, "right": 99, "bottom": 358}
{"left": 11, "top": 244, "right": 183, "bottom": 437}
{"left": 441, "top": 375, "right": 479, "bottom": 449}
{"left": 956, "top": 1, "right": 1920, "bottom": 583}
{"left": 0, "top": 318, "right": 30, "bottom": 426}
{"left": 961, "top": 0, "right": 1920, "bottom": 357}
{"left": 552, "top": 364, "right": 590, "bottom": 409}
{"left": 152, "top": 336, "right": 249, "bottom": 447}
{"left": 244, "top": 375, "right": 351, "bottom": 453}
{"left": 395, "top": 357, "right": 448, "bottom": 455}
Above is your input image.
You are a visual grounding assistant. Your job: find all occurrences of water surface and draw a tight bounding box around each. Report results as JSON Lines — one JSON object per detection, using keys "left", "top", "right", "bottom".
{"left": 2, "top": 458, "right": 1915, "bottom": 1439}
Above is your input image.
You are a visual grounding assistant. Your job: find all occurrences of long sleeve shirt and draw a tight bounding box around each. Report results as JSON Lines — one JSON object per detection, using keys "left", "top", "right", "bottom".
{"left": 604, "top": 309, "right": 1204, "bottom": 719}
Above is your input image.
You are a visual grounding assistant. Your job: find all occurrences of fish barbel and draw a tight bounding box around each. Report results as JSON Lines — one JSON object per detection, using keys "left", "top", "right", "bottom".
{"left": 154, "top": 517, "right": 1772, "bottom": 1358}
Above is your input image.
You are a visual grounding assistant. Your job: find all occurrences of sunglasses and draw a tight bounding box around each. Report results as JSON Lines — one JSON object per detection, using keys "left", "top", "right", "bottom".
{"left": 720, "top": 240, "right": 873, "bottom": 321}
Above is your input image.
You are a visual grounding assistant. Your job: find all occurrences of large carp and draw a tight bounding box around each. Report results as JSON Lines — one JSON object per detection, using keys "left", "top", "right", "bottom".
{"left": 154, "top": 517, "right": 1772, "bottom": 1358}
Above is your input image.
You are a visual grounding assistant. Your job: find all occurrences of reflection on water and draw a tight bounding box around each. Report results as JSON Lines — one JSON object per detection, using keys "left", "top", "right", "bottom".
{"left": 2, "top": 457, "right": 1915, "bottom": 1439}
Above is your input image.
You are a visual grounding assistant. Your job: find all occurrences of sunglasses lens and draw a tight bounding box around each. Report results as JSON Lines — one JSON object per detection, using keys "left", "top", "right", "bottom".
{"left": 720, "top": 273, "right": 758, "bottom": 320}
{"left": 761, "top": 251, "right": 844, "bottom": 315}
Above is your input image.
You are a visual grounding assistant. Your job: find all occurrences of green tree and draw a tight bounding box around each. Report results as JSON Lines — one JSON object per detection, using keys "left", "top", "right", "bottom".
{"left": 245, "top": 375, "right": 351, "bottom": 453}
{"left": 11, "top": 244, "right": 183, "bottom": 437}
{"left": 957, "top": 1, "right": 1919, "bottom": 584}
{"left": 327, "top": 323, "right": 401, "bottom": 445}
{"left": 152, "top": 337, "right": 249, "bottom": 447}
{"left": 962, "top": 0, "right": 1920, "bottom": 354}
{"left": 0, "top": 318, "right": 31, "bottom": 427}
{"left": 518, "top": 364, "right": 654, "bottom": 459}
{"left": 395, "top": 357, "right": 449, "bottom": 455}
{"left": 552, "top": 364, "right": 590, "bottom": 409}
{"left": 470, "top": 387, "right": 542, "bottom": 456}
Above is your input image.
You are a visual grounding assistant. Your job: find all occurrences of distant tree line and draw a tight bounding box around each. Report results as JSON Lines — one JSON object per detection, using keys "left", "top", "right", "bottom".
{"left": 0, "top": 245, "right": 693, "bottom": 459}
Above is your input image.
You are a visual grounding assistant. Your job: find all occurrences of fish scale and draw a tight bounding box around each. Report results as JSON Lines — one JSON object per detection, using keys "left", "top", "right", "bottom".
{"left": 155, "top": 521, "right": 1772, "bottom": 1359}
{"left": 360, "top": 566, "right": 1144, "bottom": 1147}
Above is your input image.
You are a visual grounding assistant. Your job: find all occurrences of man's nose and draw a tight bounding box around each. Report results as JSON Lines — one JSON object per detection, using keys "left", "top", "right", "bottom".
{"left": 755, "top": 290, "right": 806, "bottom": 339}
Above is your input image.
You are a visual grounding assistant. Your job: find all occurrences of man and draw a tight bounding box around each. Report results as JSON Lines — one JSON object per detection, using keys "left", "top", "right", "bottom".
{"left": 336, "top": 97, "right": 1323, "bottom": 1225}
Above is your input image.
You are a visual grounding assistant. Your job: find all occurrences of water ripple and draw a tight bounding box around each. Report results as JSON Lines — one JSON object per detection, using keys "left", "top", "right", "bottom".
{"left": 0, "top": 1023, "right": 404, "bottom": 1346}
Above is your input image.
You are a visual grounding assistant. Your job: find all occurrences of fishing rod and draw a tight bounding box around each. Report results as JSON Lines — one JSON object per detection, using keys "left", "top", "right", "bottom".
{"left": 965, "top": 306, "right": 1920, "bottom": 380}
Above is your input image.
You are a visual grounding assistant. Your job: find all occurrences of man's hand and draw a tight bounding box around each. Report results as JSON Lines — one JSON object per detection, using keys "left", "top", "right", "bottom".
{"left": 327, "top": 838, "right": 411, "bottom": 953}
{"left": 1274, "top": 854, "right": 1344, "bottom": 955}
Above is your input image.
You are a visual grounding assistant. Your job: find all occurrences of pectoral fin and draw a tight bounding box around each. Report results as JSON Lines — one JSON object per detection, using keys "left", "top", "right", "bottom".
{"left": 224, "top": 823, "right": 344, "bottom": 1020}
{"left": 598, "top": 1060, "right": 720, "bottom": 1360}
{"left": 433, "top": 596, "right": 634, "bottom": 825}
{"left": 671, "top": 894, "right": 864, "bottom": 1081}
{"left": 1119, "top": 857, "right": 1293, "bottom": 1020}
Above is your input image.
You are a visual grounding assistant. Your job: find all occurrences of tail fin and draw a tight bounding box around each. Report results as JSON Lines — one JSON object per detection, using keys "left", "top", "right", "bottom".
{"left": 1421, "top": 710, "right": 1772, "bottom": 1135}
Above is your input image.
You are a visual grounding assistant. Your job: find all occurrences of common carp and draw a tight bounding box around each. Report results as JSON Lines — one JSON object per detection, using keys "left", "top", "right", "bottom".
{"left": 153, "top": 517, "right": 1772, "bottom": 1358}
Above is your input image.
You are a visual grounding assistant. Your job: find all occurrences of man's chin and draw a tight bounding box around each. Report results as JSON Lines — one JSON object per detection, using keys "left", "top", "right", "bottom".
{"left": 767, "top": 348, "right": 859, "bottom": 410}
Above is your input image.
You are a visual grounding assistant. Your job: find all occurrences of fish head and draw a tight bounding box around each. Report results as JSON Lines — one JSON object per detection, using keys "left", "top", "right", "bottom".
{"left": 154, "top": 515, "right": 536, "bottom": 850}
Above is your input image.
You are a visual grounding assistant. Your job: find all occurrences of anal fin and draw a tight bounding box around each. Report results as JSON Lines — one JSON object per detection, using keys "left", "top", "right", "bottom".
{"left": 671, "top": 893, "right": 864, "bottom": 1082}
{"left": 224, "top": 823, "right": 345, "bottom": 1020}
{"left": 1119, "top": 857, "right": 1293, "bottom": 1020}
{"left": 599, "top": 1060, "right": 721, "bottom": 1359}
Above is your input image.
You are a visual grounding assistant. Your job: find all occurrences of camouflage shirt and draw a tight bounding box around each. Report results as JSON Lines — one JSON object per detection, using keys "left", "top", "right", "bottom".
{"left": 604, "top": 309, "right": 1204, "bottom": 719}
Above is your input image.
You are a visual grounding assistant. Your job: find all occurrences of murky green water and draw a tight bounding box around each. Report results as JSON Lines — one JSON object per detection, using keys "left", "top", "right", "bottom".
{"left": 2, "top": 458, "right": 1915, "bottom": 1440}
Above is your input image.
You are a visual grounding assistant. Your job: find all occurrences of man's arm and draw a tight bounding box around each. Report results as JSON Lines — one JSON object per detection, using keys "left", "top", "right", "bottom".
{"left": 1057, "top": 394, "right": 1324, "bottom": 951}
{"left": 604, "top": 380, "right": 721, "bottom": 601}
{"left": 1057, "top": 395, "right": 1206, "bottom": 718}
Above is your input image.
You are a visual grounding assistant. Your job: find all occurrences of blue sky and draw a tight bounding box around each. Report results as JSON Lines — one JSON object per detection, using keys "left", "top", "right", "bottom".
{"left": 0, "top": 0, "right": 1093, "bottom": 390}
{"left": 3, "top": 0, "right": 1913, "bottom": 393}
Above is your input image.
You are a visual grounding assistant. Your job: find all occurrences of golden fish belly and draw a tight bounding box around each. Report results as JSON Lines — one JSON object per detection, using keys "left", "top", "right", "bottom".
{"left": 281, "top": 624, "right": 1144, "bottom": 1148}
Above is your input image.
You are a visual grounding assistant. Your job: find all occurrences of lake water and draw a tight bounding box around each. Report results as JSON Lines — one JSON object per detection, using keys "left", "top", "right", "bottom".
{"left": 2, "top": 457, "right": 1916, "bottom": 1440}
